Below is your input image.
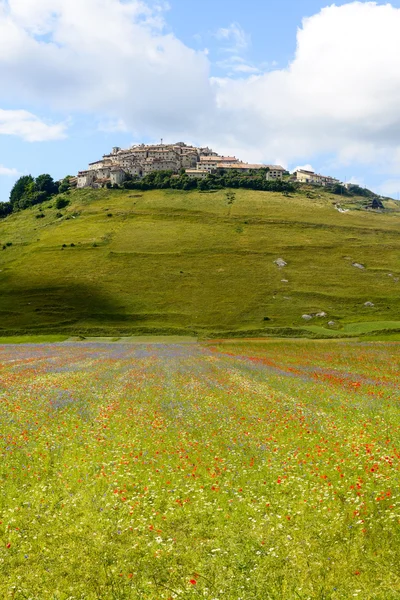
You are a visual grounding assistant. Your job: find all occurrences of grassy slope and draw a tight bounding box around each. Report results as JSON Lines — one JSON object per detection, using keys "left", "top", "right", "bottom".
{"left": 0, "top": 187, "right": 399, "bottom": 337}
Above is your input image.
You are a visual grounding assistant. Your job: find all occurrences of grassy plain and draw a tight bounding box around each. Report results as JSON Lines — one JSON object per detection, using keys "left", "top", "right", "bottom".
{"left": 0, "top": 339, "right": 399, "bottom": 599}
{"left": 0, "top": 187, "right": 400, "bottom": 338}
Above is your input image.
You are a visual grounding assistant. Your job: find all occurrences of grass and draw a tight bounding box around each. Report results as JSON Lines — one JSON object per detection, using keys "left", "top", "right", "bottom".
{"left": 0, "top": 187, "right": 400, "bottom": 337}
{"left": 0, "top": 334, "right": 68, "bottom": 344}
{"left": 0, "top": 339, "right": 399, "bottom": 599}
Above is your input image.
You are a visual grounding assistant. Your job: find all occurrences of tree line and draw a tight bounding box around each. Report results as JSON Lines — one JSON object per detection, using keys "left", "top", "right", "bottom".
{"left": 0, "top": 169, "right": 375, "bottom": 220}
{"left": 119, "top": 168, "right": 296, "bottom": 193}
{"left": 0, "top": 174, "right": 71, "bottom": 218}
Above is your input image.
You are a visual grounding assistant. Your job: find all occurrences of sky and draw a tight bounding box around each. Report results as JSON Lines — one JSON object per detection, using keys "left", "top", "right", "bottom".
{"left": 2, "top": 0, "right": 400, "bottom": 200}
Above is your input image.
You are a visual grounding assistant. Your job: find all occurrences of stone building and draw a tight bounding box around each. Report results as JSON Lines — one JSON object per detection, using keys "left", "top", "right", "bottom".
{"left": 294, "top": 169, "right": 339, "bottom": 187}
{"left": 77, "top": 142, "right": 285, "bottom": 188}
{"left": 265, "top": 166, "right": 286, "bottom": 180}
{"left": 196, "top": 156, "right": 240, "bottom": 172}
{"left": 77, "top": 142, "right": 205, "bottom": 188}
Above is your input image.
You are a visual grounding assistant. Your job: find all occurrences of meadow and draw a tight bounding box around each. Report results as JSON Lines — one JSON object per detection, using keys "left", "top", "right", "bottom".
{"left": 0, "top": 339, "right": 399, "bottom": 599}
{"left": 1, "top": 187, "right": 400, "bottom": 338}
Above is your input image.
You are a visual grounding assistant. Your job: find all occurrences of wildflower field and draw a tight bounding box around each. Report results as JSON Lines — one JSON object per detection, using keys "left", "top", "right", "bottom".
{"left": 0, "top": 340, "right": 399, "bottom": 600}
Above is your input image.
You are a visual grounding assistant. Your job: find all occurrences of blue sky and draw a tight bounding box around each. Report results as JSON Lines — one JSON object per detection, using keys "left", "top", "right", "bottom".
{"left": 2, "top": 0, "right": 400, "bottom": 201}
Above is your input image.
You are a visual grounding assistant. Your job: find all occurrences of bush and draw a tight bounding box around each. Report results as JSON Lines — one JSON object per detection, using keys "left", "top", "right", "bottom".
{"left": 56, "top": 197, "right": 70, "bottom": 210}
{"left": 35, "top": 213, "right": 45, "bottom": 219}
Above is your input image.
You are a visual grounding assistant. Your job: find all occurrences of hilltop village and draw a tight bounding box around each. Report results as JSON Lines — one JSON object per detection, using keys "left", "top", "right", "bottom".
{"left": 76, "top": 142, "right": 340, "bottom": 189}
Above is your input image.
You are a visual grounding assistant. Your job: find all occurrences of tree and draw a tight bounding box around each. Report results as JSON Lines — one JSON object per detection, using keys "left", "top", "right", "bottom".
{"left": 35, "top": 174, "right": 58, "bottom": 196}
{"left": 0, "top": 202, "right": 12, "bottom": 218}
{"left": 331, "top": 183, "right": 349, "bottom": 196}
{"left": 58, "top": 177, "right": 71, "bottom": 194}
{"left": 9, "top": 175, "right": 34, "bottom": 207}
{"left": 28, "top": 191, "right": 48, "bottom": 206}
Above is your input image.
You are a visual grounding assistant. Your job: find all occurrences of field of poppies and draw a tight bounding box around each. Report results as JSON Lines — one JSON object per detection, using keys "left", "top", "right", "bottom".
{"left": 0, "top": 339, "right": 399, "bottom": 600}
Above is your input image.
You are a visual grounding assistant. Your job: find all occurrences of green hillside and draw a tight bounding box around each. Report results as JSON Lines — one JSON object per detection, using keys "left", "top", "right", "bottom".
{"left": 0, "top": 187, "right": 399, "bottom": 338}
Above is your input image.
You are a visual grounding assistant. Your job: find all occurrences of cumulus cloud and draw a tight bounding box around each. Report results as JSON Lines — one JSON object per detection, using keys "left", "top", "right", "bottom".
{"left": 0, "top": 0, "right": 212, "bottom": 138}
{"left": 2, "top": 0, "right": 400, "bottom": 176}
{"left": 293, "top": 164, "right": 314, "bottom": 174}
{"left": 0, "top": 164, "right": 20, "bottom": 176}
{"left": 0, "top": 108, "right": 67, "bottom": 141}
{"left": 210, "top": 2, "right": 400, "bottom": 167}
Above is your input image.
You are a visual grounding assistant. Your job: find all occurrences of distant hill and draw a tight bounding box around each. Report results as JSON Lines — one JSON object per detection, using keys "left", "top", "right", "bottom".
{"left": 0, "top": 186, "right": 399, "bottom": 339}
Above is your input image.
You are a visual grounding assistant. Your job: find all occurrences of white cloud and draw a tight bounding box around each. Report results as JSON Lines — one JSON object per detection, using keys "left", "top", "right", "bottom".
{"left": 214, "top": 23, "right": 259, "bottom": 75}
{"left": 0, "top": 108, "right": 67, "bottom": 141}
{"left": 216, "top": 55, "right": 260, "bottom": 75}
{"left": 2, "top": 0, "right": 400, "bottom": 178}
{"left": 377, "top": 179, "right": 400, "bottom": 198}
{"left": 293, "top": 164, "right": 314, "bottom": 173}
{"left": 345, "top": 176, "right": 365, "bottom": 187}
{"left": 0, "top": 0, "right": 212, "bottom": 139}
{"left": 215, "top": 23, "right": 249, "bottom": 52}
{"left": 0, "top": 164, "right": 19, "bottom": 176}
{"left": 209, "top": 2, "right": 400, "bottom": 168}
{"left": 97, "top": 118, "right": 128, "bottom": 134}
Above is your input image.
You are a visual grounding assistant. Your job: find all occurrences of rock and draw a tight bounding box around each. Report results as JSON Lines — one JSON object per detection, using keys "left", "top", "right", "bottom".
{"left": 274, "top": 258, "right": 287, "bottom": 268}
{"left": 328, "top": 321, "right": 336, "bottom": 327}
{"left": 364, "top": 301, "right": 375, "bottom": 307}
{"left": 315, "top": 312, "right": 327, "bottom": 318}
{"left": 302, "top": 314, "right": 313, "bottom": 321}
{"left": 352, "top": 262, "right": 365, "bottom": 269}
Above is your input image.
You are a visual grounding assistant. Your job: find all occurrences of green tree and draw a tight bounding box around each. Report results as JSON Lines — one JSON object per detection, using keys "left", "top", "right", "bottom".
{"left": 35, "top": 174, "right": 58, "bottom": 196}
{"left": 0, "top": 202, "right": 12, "bottom": 218}
{"left": 9, "top": 175, "right": 34, "bottom": 207}
{"left": 58, "top": 177, "right": 71, "bottom": 194}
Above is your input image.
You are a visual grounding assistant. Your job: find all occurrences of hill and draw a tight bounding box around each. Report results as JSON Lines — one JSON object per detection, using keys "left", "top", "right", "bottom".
{"left": 0, "top": 186, "right": 400, "bottom": 339}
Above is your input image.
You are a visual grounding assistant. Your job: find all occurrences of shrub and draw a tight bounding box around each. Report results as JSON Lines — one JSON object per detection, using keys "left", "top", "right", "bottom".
{"left": 56, "top": 197, "right": 70, "bottom": 210}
